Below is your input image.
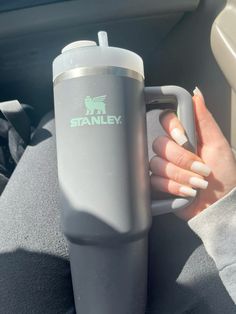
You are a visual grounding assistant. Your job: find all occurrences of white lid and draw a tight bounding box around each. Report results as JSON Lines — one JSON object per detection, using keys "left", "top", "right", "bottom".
{"left": 53, "top": 31, "right": 144, "bottom": 81}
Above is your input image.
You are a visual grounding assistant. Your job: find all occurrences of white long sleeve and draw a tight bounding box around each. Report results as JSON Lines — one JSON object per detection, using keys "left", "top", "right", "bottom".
{"left": 188, "top": 187, "right": 236, "bottom": 304}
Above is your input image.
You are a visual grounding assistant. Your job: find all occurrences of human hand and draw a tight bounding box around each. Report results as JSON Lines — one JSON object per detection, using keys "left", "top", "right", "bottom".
{"left": 150, "top": 87, "right": 236, "bottom": 221}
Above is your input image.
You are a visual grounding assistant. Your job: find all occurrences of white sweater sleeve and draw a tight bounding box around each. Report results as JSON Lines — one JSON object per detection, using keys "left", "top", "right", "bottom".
{"left": 188, "top": 187, "right": 236, "bottom": 304}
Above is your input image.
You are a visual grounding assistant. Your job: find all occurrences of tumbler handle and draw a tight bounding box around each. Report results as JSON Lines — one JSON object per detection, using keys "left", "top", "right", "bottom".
{"left": 145, "top": 86, "right": 197, "bottom": 216}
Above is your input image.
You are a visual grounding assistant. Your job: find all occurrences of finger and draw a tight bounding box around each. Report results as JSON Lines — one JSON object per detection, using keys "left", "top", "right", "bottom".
{"left": 193, "top": 87, "right": 227, "bottom": 146}
{"left": 150, "top": 175, "right": 197, "bottom": 197}
{"left": 150, "top": 156, "right": 208, "bottom": 190}
{"left": 152, "top": 136, "right": 211, "bottom": 177}
{"left": 160, "top": 111, "right": 188, "bottom": 146}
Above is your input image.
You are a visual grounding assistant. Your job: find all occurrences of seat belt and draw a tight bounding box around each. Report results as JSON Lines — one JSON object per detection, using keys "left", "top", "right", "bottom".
{"left": 0, "top": 100, "right": 32, "bottom": 193}
{"left": 0, "top": 100, "right": 31, "bottom": 145}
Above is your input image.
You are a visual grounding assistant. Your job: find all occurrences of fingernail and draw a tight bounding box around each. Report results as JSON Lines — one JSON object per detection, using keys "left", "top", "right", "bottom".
{"left": 193, "top": 86, "right": 205, "bottom": 104}
{"left": 170, "top": 128, "right": 188, "bottom": 146}
{"left": 179, "top": 186, "right": 197, "bottom": 197}
{"left": 189, "top": 177, "right": 208, "bottom": 189}
{"left": 191, "top": 161, "right": 211, "bottom": 177}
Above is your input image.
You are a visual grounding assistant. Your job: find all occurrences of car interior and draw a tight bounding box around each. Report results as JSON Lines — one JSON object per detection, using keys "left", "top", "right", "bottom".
{"left": 0, "top": 0, "right": 235, "bottom": 313}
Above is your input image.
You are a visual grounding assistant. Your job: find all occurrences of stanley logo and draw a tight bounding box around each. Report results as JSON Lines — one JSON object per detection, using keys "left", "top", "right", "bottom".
{"left": 85, "top": 95, "right": 107, "bottom": 115}
{"left": 70, "top": 95, "right": 122, "bottom": 128}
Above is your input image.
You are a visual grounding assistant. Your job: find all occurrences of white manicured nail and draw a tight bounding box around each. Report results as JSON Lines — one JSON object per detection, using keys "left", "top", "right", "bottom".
{"left": 193, "top": 86, "right": 205, "bottom": 103}
{"left": 191, "top": 161, "right": 211, "bottom": 177}
{"left": 170, "top": 128, "right": 188, "bottom": 146}
{"left": 189, "top": 177, "right": 208, "bottom": 189}
{"left": 179, "top": 186, "right": 197, "bottom": 197}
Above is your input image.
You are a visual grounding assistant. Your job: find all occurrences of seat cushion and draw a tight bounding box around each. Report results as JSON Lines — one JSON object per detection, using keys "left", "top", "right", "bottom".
{"left": 0, "top": 110, "right": 234, "bottom": 313}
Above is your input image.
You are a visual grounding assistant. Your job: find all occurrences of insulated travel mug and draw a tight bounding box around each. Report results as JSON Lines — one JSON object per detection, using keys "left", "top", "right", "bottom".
{"left": 53, "top": 31, "right": 196, "bottom": 314}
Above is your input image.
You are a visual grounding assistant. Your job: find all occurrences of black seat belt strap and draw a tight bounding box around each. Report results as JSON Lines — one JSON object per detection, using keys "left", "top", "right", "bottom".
{"left": 0, "top": 100, "right": 31, "bottom": 145}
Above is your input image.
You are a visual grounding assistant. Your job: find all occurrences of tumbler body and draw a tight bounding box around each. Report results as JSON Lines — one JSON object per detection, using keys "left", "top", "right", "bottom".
{"left": 53, "top": 42, "right": 151, "bottom": 314}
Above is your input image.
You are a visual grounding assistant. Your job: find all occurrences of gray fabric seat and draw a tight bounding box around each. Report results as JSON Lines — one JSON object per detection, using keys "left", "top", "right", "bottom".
{"left": 0, "top": 112, "right": 74, "bottom": 314}
{"left": 0, "top": 111, "right": 234, "bottom": 313}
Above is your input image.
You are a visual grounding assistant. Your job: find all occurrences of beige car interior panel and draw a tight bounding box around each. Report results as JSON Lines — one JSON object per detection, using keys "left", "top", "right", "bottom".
{"left": 211, "top": 0, "right": 236, "bottom": 149}
{"left": 232, "top": 90, "right": 236, "bottom": 153}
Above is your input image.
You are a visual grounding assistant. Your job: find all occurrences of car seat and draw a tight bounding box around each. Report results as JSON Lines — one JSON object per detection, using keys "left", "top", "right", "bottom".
{"left": 0, "top": 110, "right": 234, "bottom": 314}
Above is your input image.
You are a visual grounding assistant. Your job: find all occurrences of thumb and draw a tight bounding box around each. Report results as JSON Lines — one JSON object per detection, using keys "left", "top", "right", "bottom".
{"left": 193, "top": 87, "right": 226, "bottom": 146}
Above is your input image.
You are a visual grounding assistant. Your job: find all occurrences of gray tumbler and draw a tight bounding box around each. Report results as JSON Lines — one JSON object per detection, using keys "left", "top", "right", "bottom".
{"left": 53, "top": 31, "right": 196, "bottom": 314}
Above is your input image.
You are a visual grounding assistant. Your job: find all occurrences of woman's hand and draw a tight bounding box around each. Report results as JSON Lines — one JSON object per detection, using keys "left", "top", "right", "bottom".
{"left": 150, "top": 87, "right": 236, "bottom": 221}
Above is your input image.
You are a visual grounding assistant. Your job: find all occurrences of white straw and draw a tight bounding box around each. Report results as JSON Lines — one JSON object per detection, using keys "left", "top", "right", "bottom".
{"left": 98, "top": 31, "right": 109, "bottom": 47}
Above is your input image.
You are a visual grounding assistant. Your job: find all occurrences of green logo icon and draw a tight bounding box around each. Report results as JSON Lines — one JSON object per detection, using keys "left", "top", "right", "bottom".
{"left": 70, "top": 95, "right": 122, "bottom": 128}
{"left": 85, "top": 95, "right": 106, "bottom": 115}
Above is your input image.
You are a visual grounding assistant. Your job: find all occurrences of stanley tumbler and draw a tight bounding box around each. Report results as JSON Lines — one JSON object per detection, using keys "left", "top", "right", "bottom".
{"left": 53, "top": 31, "right": 196, "bottom": 314}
